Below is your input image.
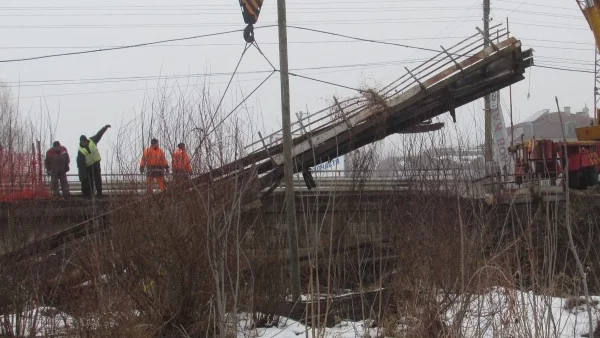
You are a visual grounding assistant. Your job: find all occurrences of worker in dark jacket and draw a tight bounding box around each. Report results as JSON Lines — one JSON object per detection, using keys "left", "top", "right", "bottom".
{"left": 77, "top": 125, "right": 111, "bottom": 198}
{"left": 45, "top": 141, "right": 70, "bottom": 199}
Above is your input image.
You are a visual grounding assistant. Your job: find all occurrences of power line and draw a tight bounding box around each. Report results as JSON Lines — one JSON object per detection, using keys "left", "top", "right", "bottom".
{"left": 0, "top": 37, "right": 470, "bottom": 50}
{"left": 0, "top": 6, "right": 582, "bottom": 20}
{"left": 1, "top": 53, "right": 592, "bottom": 89}
{"left": 0, "top": 1, "right": 579, "bottom": 11}
{"left": 0, "top": 24, "right": 498, "bottom": 64}
{"left": 493, "top": 7, "right": 580, "bottom": 19}
{"left": 0, "top": 7, "right": 485, "bottom": 15}
{"left": 13, "top": 61, "right": 412, "bottom": 99}
{"left": 288, "top": 25, "right": 448, "bottom": 54}
{"left": 534, "top": 64, "right": 594, "bottom": 74}
{"left": 15, "top": 74, "right": 276, "bottom": 99}
{"left": 0, "top": 26, "right": 275, "bottom": 63}
{"left": 0, "top": 36, "right": 592, "bottom": 52}
{"left": 527, "top": 44, "right": 594, "bottom": 52}
{"left": 510, "top": 21, "right": 588, "bottom": 31}
{"left": 287, "top": 72, "right": 365, "bottom": 92}
{"left": 0, "top": 18, "right": 485, "bottom": 30}
{"left": 0, "top": 58, "right": 437, "bottom": 87}
{"left": 0, "top": 18, "right": 587, "bottom": 31}
{"left": 0, "top": 1, "right": 469, "bottom": 11}
{"left": 497, "top": 0, "right": 579, "bottom": 11}
{"left": 11, "top": 63, "right": 593, "bottom": 101}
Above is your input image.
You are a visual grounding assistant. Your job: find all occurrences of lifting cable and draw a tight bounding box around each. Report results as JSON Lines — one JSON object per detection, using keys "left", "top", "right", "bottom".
{"left": 189, "top": 0, "right": 268, "bottom": 159}
{"left": 190, "top": 37, "right": 276, "bottom": 161}
{"left": 251, "top": 40, "right": 277, "bottom": 71}
{"left": 190, "top": 42, "right": 252, "bottom": 160}
{"left": 213, "top": 43, "right": 252, "bottom": 115}
{"left": 190, "top": 70, "right": 276, "bottom": 162}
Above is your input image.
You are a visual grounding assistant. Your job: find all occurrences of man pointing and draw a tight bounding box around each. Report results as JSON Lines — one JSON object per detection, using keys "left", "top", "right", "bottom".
{"left": 77, "top": 124, "right": 111, "bottom": 198}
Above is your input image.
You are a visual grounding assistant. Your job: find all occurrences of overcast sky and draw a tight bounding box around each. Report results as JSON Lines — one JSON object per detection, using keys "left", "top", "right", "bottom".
{"left": 0, "top": 0, "right": 594, "bottom": 161}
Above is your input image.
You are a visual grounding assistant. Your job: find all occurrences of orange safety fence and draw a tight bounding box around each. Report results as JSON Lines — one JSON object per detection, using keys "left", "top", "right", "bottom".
{"left": 0, "top": 150, "right": 50, "bottom": 202}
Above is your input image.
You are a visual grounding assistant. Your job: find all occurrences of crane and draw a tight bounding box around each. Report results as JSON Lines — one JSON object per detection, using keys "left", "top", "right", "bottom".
{"left": 576, "top": 0, "right": 600, "bottom": 51}
{"left": 239, "top": 0, "right": 264, "bottom": 43}
{"left": 575, "top": 0, "right": 600, "bottom": 140}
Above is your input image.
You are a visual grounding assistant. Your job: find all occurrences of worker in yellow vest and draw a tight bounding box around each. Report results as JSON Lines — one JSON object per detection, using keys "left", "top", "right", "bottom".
{"left": 77, "top": 125, "right": 111, "bottom": 198}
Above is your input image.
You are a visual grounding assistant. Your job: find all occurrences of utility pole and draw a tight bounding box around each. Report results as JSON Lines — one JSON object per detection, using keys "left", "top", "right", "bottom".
{"left": 483, "top": 0, "right": 493, "bottom": 164}
{"left": 277, "top": 0, "right": 301, "bottom": 300}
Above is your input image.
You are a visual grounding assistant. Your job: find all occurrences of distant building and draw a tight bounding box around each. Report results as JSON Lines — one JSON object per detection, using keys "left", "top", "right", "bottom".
{"left": 509, "top": 106, "right": 593, "bottom": 142}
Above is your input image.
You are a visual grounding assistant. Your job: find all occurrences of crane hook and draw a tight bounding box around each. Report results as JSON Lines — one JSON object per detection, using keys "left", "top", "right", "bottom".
{"left": 243, "top": 24, "right": 255, "bottom": 43}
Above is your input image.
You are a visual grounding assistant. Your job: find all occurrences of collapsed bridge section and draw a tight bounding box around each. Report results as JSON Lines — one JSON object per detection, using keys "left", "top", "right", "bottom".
{"left": 198, "top": 26, "right": 533, "bottom": 192}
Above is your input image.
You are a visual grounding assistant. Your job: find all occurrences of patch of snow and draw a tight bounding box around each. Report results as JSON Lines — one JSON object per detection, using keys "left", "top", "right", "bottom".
{"left": 446, "top": 287, "right": 600, "bottom": 338}
{"left": 236, "top": 313, "right": 382, "bottom": 338}
{"left": 243, "top": 288, "right": 600, "bottom": 337}
{"left": 0, "top": 307, "right": 73, "bottom": 337}
{"left": 285, "top": 289, "right": 383, "bottom": 302}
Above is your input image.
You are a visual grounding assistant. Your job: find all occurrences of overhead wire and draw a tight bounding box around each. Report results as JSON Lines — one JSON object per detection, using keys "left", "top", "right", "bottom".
{"left": 288, "top": 25, "right": 453, "bottom": 55}
{"left": 0, "top": 18, "right": 488, "bottom": 30}
{"left": 0, "top": 1, "right": 591, "bottom": 102}
{"left": 0, "top": 61, "right": 408, "bottom": 87}
{"left": 0, "top": 2, "right": 461, "bottom": 11}
{"left": 287, "top": 72, "right": 365, "bottom": 93}
{"left": 11, "top": 59, "right": 593, "bottom": 100}
{"left": 533, "top": 64, "right": 594, "bottom": 74}
{"left": 0, "top": 25, "right": 275, "bottom": 63}
{"left": 0, "top": 6, "right": 580, "bottom": 16}
{"left": 3, "top": 25, "right": 592, "bottom": 94}
{"left": 497, "top": 0, "right": 579, "bottom": 11}
{"left": 0, "top": 36, "right": 594, "bottom": 51}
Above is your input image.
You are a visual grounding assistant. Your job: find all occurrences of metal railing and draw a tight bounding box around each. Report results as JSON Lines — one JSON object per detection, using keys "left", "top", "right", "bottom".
{"left": 29, "top": 167, "right": 483, "bottom": 196}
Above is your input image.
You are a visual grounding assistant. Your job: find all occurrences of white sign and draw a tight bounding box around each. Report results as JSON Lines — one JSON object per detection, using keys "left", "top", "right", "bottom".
{"left": 310, "top": 156, "right": 345, "bottom": 175}
{"left": 490, "top": 91, "right": 513, "bottom": 176}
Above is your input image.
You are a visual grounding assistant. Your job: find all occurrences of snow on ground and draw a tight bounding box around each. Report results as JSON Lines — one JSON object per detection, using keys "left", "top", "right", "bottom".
{"left": 3, "top": 288, "right": 600, "bottom": 337}
{"left": 240, "top": 288, "right": 600, "bottom": 337}
{"left": 0, "top": 307, "right": 73, "bottom": 337}
{"left": 446, "top": 287, "right": 600, "bottom": 338}
{"left": 236, "top": 314, "right": 381, "bottom": 338}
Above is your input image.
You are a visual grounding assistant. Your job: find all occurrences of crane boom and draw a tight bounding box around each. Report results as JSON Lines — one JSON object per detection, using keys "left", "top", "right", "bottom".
{"left": 575, "top": 0, "right": 600, "bottom": 139}
{"left": 577, "top": 0, "right": 600, "bottom": 52}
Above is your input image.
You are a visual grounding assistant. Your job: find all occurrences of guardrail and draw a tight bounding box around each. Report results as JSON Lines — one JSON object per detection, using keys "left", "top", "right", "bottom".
{"left": 27, "top": 168, "right": 480, "bottom": 195}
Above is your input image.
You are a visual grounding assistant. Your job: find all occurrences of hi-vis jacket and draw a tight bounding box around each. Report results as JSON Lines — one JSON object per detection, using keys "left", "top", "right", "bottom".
{"left": 140, "top": 147, "right": 169, "bottom": 174}
{"left": 79, "top": 140, "right": 100, "bottom": 166}
{"left": 172, "top": 149, "right": 192, "bottom": 173}
{"left": 77, "top": 125, "right": 109, "bottom": 181}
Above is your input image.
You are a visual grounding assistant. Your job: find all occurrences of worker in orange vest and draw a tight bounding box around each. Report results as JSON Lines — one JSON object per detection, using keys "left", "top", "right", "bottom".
{"left": 172, "top": 142, "right": 192, "bottom": 188}
{"left": 139, "top": 138, "right": 169, "bottom": 193}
